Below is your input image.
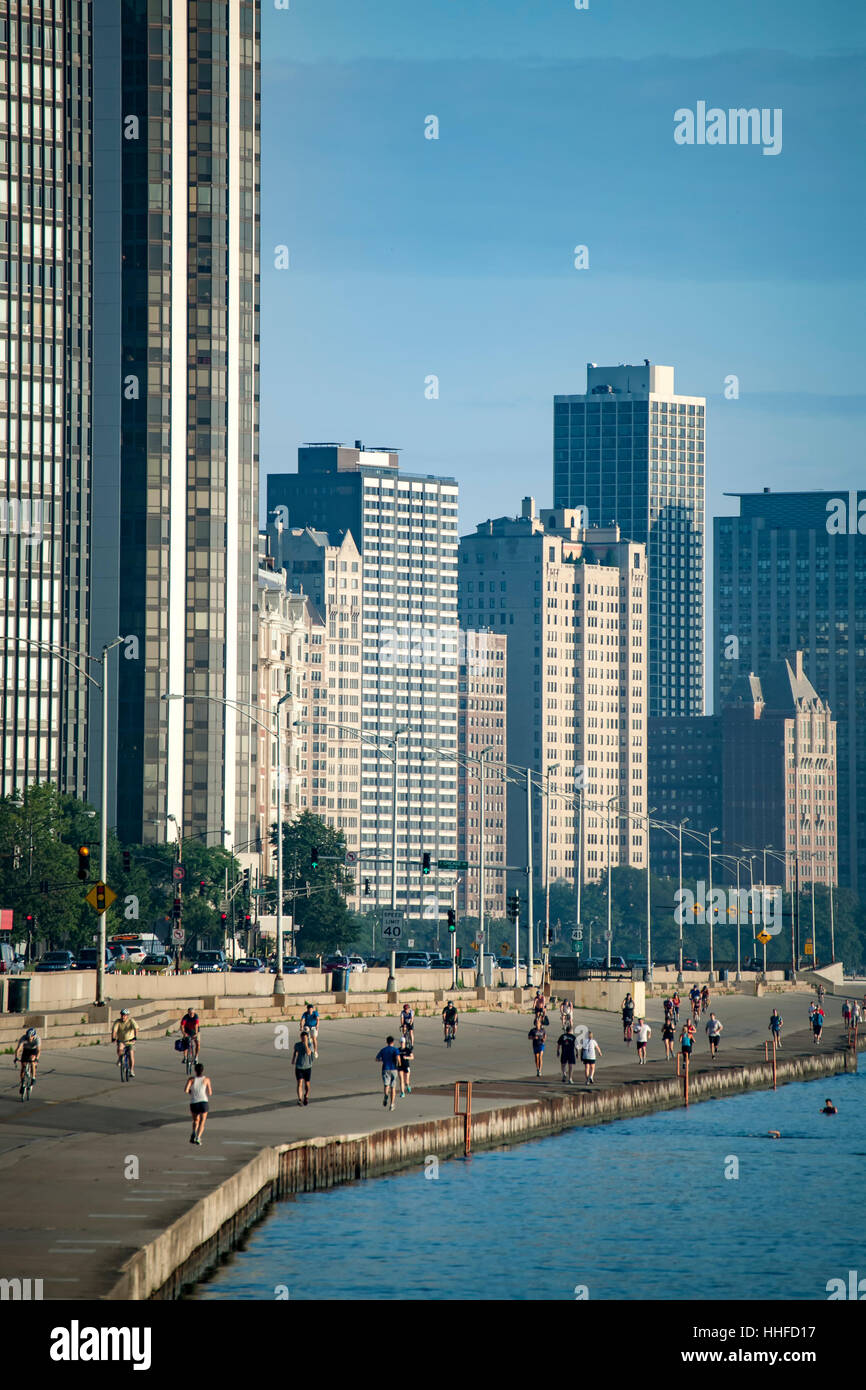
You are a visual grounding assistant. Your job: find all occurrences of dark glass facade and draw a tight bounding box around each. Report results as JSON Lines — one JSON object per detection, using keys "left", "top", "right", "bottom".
{"left": 714, "top": 491, "right": 866, "bottom": 897}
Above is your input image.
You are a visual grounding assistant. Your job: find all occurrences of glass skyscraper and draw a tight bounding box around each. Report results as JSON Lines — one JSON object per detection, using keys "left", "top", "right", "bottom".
{"left": 554, "top": 362, "right": 706, "bottom": 717}
{"left": 715, "top": 489, "right": 866, "bottom": 897}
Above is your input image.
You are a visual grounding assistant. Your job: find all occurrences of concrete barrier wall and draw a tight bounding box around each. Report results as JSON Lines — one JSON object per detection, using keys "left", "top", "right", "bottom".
{"left": 107, "top": 1043, "right": 857, "bottom": 1300}
{"left": 551, "top": 978, "right": 645, "bottom": 1015}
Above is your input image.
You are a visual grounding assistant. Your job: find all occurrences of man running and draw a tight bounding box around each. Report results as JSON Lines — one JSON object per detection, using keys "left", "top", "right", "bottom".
{"left": 111, "top": 1008, "right": 138, "bottom": 1077}
{"left": 376, "top": 1035, "right": 401, "bottom": 1111}
{"left": 528, "top": 1020, "right": 546, "bottom": 1076}
{"left": 581, "top": 1030, "right": 602, "bottom": 1084}
{"left": 442, "top": 1000, "right": 458, "bottom": 1042}
{"left": 621, "top": 992, "right": 635, "bottom": 1043}
{"left": 532, "top": 990, "right": 546, "bottom": 1028}
{"left": 184, "top": 1062, "right": 212, "bottom": 1145}
{"left": 634, "top": 1017, "right": 651, "bottom": 1065}
{"left": 397, "top": 1035, "right": 414, "bottom": 1097}
{"left": 705, "top": 1012, "right": 723, "bottom": 1057}
{"left": 179, "top": 1007, "right": 200, "bottom": 1061}
{"left": 768, "top": 1008, "right": 783, "bottom": 1048}
{"left": 300, "top": 1002, "right": 319, "bottom": 1058}
{"left": 292, "top": 1028, "right": 313, "bottom": 1106}
{"left": 399, "top": 1002, "right": 415, "bottom": 1045}
{"left": 557, "top": 1025, "right": 577, "bottom": 1083}
{"left": 14, "top": 1026, "right": 40, "bottom": 1086}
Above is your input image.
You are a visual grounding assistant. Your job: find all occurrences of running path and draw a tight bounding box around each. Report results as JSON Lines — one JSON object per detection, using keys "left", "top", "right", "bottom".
{"left": 0, "top": 995, "right": 844, "bottom": 1299}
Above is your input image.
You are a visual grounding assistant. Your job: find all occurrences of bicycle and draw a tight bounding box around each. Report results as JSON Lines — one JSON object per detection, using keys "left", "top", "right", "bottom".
{"left": 19, "top": 1059, "right": 35, "bottom": 1101}
{"left": 444, "top": 1022, "right": 456, "bottom": 1047}
{"left": 182, "top": 1037, "right": 197, "bottom": 1077}
{"left": 118, "top": 1044, "right": 133, "bottom": 1083}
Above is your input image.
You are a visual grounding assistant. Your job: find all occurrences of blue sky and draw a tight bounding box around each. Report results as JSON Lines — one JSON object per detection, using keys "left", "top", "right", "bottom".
{"left": 259, "top": 0, "right": 866, "bottom": 535}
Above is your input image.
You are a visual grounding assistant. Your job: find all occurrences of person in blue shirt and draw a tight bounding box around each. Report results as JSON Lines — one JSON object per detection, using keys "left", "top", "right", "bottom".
{"left": 680, "top": 1026, "right": 694, "bottom": 1058}
{"left": 376, "top": 1035, "right": 401, "bottom": 1111}
{"left": 300, "top": 1003, "right": 319, "bottom": 1058}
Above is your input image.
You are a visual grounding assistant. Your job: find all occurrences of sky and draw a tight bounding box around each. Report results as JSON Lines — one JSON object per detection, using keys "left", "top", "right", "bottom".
{"left": 258, "top": 0, "right": 866, "bottom": 540}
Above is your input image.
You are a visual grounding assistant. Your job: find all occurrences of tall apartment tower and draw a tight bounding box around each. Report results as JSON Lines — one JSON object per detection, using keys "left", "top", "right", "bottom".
{"left": 268, "top": 444, "right": 460, "bottom": 917}
{"left": 88, "top": 0, "right": 260, "bottom": 849}
{"left": 459, "top": 499, "right": 648, "bottom": 887}
{"left": 271, "top": 525, "right": 364, "bottom": 877}
{"left": 722, "top": 654, "right": 837, "bottom": 890}
{"left": 554, "top": 362, "right": 705, "bottom": 718}
{"left": 715, "top": 489, "right": 864, "bottom": 895}
{"left": 456, "top": 629, "right": 507, "bottom": 919}
{"left": 0, "top": 2, "right": 92, "bottom": 798}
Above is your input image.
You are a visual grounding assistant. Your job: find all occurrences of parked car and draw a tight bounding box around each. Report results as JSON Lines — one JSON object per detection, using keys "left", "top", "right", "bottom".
{"left": 401, "top": 955, "right": 432, "bottom": 969}
{"left": 427, "top": 956, "right": 453, "bottom": 969}
{"left": 346, "top": 955, "right": 368, "bottom": 973}
{"left": 231, "top": 957, "right": 265, "bottom": 973}
{"left": 75, "top": 949, "right": 116, "bottom": 973}
{"left": 365, "top": 957, "right": 389, "bottom": 968}
{"left": 192, "top": 950, "right": 228, "bottom": 974}
{"left": 322, "top": 954, "right": 351, "bottom": 973}
{"left": 0, "top": 942, "right": 22, "bottom": 974}
{"left": 682, "top": 957, "right": 700, "bottom": 971}
{"left": 458, "top": 955, "right": 477, "bottom": 970}
{"left": 141, "top": 952, "right": 173, "bottom": 973}
{"left": 35, "top": 950, "right": 76, "bottom": 973}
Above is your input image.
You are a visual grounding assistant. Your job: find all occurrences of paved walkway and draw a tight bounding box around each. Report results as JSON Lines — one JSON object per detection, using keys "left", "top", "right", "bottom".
{"left": 0, "top": 992, "right": 850, "bottom": 1299}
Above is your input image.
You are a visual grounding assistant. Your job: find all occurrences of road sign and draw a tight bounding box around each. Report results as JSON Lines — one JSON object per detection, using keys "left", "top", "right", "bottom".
{"left": 437, "top": 859, "right": 469, "bottom": 870}
{"left": 382, "top": 909, "right": 404, "bottom": 939}
{"left": 344, "top": 850, "right": 359, "bottom": 867}
{"left": 471, "top": 940, "right": 479, "bottom": 951}
{"left": 501, "top": 943, "right": 510, "bottom": 955}
{"left": 85, "top": 881, "right": 117, "bottom": 915}
{"left": 756, "top": 929, "right": 772, "bottom": 944}
{"left": 804, "top": 940, "right": 813, "bottom": 955}
{"left": 172, "top": 864, "right": 186, "bottom": 883}
{"left": 172, "top": 927, "right": 185, "bottom": 946}
{"left": 571, "top": 929, "right": 582, "bottom": 941}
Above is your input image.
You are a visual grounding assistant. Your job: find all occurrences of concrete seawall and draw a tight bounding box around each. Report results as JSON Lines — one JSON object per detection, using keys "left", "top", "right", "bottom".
{"left": 107, "top": 1045, "right": 857, "bottom": 1301}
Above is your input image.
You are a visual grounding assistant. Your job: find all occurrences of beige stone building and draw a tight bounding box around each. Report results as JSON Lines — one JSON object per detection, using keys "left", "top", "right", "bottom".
{"left": 458, "top": 499, "right": 648, "bottom": 889}
{"left": 456, "top": 629, "right": 507, "bottom": 918}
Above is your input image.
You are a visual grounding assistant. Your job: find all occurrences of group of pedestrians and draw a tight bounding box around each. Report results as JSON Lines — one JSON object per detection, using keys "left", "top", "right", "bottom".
{"left": 526, "top": 991, "right": 602, "bottom": 1084}
{"left": 374, "top": 999, "right": 460, "bottom": 1109}
{"left": 841, "top": 999, "right": 862, "bottom": 1031}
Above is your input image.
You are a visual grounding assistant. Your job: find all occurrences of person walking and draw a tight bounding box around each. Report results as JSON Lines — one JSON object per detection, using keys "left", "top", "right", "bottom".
{"left": 634, "top": 1017, "right": 651, "bottom": 1065}
{"left": 292, "top": 1028, "right": 313, "bottom": 1106}
{"left": 705, "top": 1012, "right": 723, "bottom": 1058}
{"left": 557, "top": 1025, "right": 578, "bottom": 1083}
{"left": 397, "top": 1035, "right": 414, "bottom": 1097}
{"left": 185, "top": 1062, "right": 212, "bottom": 1145}
{"left": 621, "top": 992, "right": 635, "bottom": 1043}
{"left": 817, "top": 984, "right": 826, "bottom": 1007}
{"left": 852, "top": 1001, "right": 862, "bottom": 1028}
{"left": 661, "top": 1016, "right": 676, "bottom": 1060}
{"left": 376, "top": 1035, "right": 401, "bottom": 1111}
{"left": 671, "top": 990, "right": 680, "bottom": 1025}
{"left": 581, "top": 1030, "right": 602, "bottom": 1083}
{"left": 812, "top": 1008, "right": 824, "bottom": 1045}
{"left": 300, "top": 1002, "right": 319, "bottom": 1058}
{"left": 768, "top": 1008, "right": 783, "bottom": 1048}
{"left": 528, "top": 1020, "right": 546, "bottom": 1076}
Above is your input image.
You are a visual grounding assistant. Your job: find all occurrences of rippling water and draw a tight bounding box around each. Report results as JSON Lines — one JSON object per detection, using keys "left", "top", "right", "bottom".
{"left": 193, "top": 1071, "right": 865, "bottom": 1300}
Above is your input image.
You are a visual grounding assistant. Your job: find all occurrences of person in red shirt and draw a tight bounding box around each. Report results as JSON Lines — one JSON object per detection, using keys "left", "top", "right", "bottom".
{"left": 179, "top": 1007, "right": 200, "bottom": 1060}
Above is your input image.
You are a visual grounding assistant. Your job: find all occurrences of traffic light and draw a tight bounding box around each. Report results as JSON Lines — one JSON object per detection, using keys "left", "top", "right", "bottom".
{"left": 220, "top": 911, "right": 228, "bottom": 928}
{"left": 310, "top": 846, "right": 319, "bottom": 870}
{"left": 447, "top": 908, "right": 456, "bottom": 931}
{"left": 364, "top": 878, "right": 371, "bottom": 896}
{"left": 199, "top": 879, "right": 206, "bottom": 897}
{"left": 122, "top": 850, "right": 131, "bottom": 873}
{"left": 244, "top": 913, "right": 252, "bottom": 928}
{"left": 242, "top": 867, "right": 251, "bottom": 894}
{"left": 95, "top": 882, "right": 106, "bottom": 912}
{"left": 77, "top": 846, "right": 90, "bottom": 881}
{"left": 422, "top": 852, "right": 431, "bottom": 875}
{"left": 24, "top": 913, "right": 34, "bottom": 932}
{"left": 507, "top": 891, "right": 521, "bottom": 923}
{"left": 455, "top": 946, "right": 461, "bottom": 961}
{"left": 172, "top": 898, "right": 182, "bottom": 921}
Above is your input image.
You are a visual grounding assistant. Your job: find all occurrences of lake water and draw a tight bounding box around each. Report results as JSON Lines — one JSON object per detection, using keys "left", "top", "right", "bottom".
{"left": 193, "top": 1071, "right": 865, "bottom": 1300}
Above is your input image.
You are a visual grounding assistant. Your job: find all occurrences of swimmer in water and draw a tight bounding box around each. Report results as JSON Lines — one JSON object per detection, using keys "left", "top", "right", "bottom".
{"left": 820, "top": 1098, "right": 837, "bottom": 1114}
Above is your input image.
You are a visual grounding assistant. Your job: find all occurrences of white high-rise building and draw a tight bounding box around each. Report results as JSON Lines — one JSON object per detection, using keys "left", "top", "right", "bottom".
{"left": 268, "top": 444, "right": 459, "bottom": 917}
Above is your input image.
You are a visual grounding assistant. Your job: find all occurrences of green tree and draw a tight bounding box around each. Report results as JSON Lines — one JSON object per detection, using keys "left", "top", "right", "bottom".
{"left": 276, "top": 811, "right": 353, "bottom": 953}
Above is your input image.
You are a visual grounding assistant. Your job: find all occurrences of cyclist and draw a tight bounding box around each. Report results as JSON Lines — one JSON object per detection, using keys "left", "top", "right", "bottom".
{"left": 689, "top": 985, "right": 701, "bottom": 1021}
{"left": 400, "top": 1002, "right": 415, "bottom": 1045}
{"left": 300, "top": 1002, "right": 319, "bottom": 1059}
{"left": 621, "top": 992, "right": 635, "bottom": 1043}
{"left": 700, "top": 984, "right": 710, "bottom": 1015}
{"left": 111, "top": 1008, "right": 138, "bottom": 1077}
{"left": 560, "top": 997, "right": 573, "bottom": 1031}
{"left": 14, "top": 1026, "right": 40, "bottom": 1087}
{"left": 179, "top": 1007, "right": 200, "bottom": 1061}
{"left": 442, "top": 1000, "right": 458, "bottom": 1041}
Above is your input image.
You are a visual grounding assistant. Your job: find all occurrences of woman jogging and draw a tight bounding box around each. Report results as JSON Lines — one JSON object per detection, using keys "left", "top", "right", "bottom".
{"left": 528, "top": 1021, "right": 546, "bottom": 1076}
{"left": 397, "top": 1035, "right": 414, "bottom": 1097}
{"left": 671, "top": 990, "right": 680, "bottom": 1025}
{"left": 768, "top": 1008, "right": 783, "bottom": 1048}
{"left": 292, "top": 1028, "right": 313, "bottom": 1105}
{"left": 661, "top": 1016, "right": 675, "bottom": 1060}
{"left": 581, "top": 1030, "right": 602, "bottom": 1084}
{"left": 185, "top": 1062, "right": 212, "bottom": 1145}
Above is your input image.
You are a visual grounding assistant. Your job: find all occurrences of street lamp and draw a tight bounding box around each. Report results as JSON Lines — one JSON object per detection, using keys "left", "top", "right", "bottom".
{"left": 605, "top": 795, "right": 619, "bottom": 971}
{"left": 543, "top": 763, "right": 560, "bottom": 956}
{"left": 476, "top": 745, "right": 496, "bottom": 988}
{"left": 707, "top": 827, "right": 719, "bottom": 984}
{"left": 678, "top": 819, "right": 688, "bottom": 983}
{"left": 6, "top": 635, "right": 123, "bottom": 1005}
